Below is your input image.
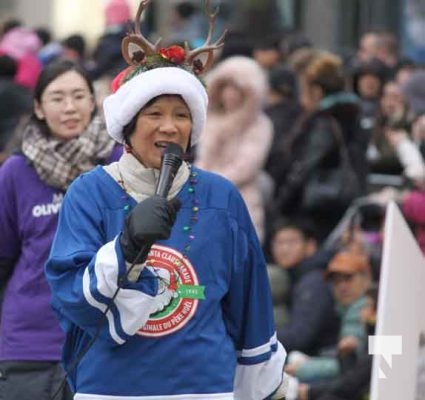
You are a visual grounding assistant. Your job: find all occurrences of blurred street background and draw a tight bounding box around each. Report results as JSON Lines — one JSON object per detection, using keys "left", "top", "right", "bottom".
{"left": 1, "top": 1, "right": 425, "bottom": 399}
{"left": 0, "top": 0, "right": 424, "bottom": 63}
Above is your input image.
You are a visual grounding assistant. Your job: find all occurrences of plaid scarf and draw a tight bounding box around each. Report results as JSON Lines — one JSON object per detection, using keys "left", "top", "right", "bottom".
{"left": 22, "top": 116, "right": 116, "bottom": 190}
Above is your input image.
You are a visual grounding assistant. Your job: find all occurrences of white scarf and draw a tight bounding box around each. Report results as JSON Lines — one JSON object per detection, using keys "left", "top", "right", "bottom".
{"left": 104, "top": 152, "right": 190, "bottom": 203}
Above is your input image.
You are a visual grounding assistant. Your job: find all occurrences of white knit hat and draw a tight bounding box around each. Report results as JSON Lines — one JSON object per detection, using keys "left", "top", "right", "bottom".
{"left": 103, "top": 67, "right": 208, "bottom": 145}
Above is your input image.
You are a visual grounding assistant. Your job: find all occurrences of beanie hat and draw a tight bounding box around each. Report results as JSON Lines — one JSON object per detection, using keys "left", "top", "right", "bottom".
{"left": 325, "top": 251, "right": 371, "bottom": 278}
{"left": 103, "top": 66, "right": 208, "bottom": 144}
{"left": 105, "top": 0, "right": 131, "bottom": 26}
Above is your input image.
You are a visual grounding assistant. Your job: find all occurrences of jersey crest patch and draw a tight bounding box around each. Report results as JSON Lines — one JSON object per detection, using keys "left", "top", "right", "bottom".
{"left": 138, "top": 244, "right": 205, "bottom": 337}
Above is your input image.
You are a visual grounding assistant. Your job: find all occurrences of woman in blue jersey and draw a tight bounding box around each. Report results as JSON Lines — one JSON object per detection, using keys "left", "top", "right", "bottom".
{"left": 45, "top": 2, "right": 290, "bottom": 399}
{"left": 0, "top": 59, "right": 120, "bottom": 400}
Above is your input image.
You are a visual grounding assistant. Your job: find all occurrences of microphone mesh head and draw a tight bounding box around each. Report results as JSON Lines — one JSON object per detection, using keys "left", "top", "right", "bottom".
{"left": 163, "top": 142, "right": 184, "bottom": 168}
{"left": 165, "top": 142, "right": 184, "bottom": 158}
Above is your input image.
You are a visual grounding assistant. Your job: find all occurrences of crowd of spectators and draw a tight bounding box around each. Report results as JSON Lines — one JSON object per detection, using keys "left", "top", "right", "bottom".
{"left": 0, "top": 1, "right": 424, "bottom": 399}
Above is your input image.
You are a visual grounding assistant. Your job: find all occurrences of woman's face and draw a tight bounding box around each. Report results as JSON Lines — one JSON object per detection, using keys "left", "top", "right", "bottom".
{"left": 380, "top": 81, "right": 404, "bottom": 117}
{"left": 129, "top": 95, "right": 192, "bottom": 169}
{"left": 220, "top": 82, "right": 244, "bottom": 112}
{"left": 34, "top": 70, "right": 95, "bottom": 140}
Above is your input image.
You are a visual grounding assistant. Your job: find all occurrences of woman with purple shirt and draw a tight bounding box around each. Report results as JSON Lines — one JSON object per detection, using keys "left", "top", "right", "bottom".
{"left": 0, "top": 59, "right": 120, "bottom": 400}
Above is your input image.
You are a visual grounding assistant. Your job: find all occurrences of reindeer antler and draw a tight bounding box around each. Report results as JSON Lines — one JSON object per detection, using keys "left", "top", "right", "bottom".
{"left": 186, "top": 0, "right": 228, "bottom": 73}
{"left": 120, "top": 0, "right": 226, "bottom": 75}
{"left": 121, "top": 0, "right": 162, "bottom": 65}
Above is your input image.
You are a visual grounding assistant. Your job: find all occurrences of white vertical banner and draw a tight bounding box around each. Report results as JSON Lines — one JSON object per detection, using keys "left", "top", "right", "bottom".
{"left": 371, "top": 202, "right": 425, "bottom": 400}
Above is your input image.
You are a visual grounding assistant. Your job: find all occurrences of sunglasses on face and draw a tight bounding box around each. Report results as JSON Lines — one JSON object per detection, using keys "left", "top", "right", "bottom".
{"left": 329, "top": 273, "right": 357, "bottom": 284}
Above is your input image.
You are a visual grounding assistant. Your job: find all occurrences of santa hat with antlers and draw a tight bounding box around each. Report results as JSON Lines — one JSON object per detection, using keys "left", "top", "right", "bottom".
{"left": 103, "top": 0, "right": 226, "bottom": 145}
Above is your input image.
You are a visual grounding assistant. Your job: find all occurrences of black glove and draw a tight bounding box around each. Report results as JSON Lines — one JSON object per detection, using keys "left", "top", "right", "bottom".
{"left": 120, "top": 195, "right": 181, "bottom": 264}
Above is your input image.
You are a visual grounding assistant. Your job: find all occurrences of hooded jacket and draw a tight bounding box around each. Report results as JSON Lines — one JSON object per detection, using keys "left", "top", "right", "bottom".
{"left": 196, "top": 56, "right": 273, "bottom": 242}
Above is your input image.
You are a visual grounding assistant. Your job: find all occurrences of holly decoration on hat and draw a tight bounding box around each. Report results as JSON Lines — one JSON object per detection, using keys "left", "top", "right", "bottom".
{"left": 113, "top": 0, "right": 227, "bottom": 93}
{"left": 159, "top": 45, "right": 186, "bottom": 65}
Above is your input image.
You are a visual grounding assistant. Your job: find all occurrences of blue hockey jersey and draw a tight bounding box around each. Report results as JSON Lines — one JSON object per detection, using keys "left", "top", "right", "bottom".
{"left": 46, "top": 165, "right": 286, "bottom": 399}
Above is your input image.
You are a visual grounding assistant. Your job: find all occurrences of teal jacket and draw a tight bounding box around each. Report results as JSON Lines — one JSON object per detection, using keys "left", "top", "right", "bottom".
{"left": 295, "top": 296, "right": 367, "bottom": 382}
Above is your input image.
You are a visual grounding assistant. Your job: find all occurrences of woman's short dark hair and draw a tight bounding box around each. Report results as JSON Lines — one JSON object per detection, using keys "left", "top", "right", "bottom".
{"left": 122, "top": 114, "right": 139, "bottom": 146}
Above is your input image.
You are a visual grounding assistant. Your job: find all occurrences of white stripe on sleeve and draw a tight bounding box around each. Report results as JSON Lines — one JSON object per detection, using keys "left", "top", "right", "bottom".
{"left": 83, "top": 238, "right": 157, "bottom": 342}
{"left": 234, "top": 338, "right": 287, "bottom": 400}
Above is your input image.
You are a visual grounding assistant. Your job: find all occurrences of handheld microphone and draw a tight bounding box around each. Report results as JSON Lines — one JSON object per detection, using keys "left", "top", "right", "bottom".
{"left": 155, "top": 142, "right": 184, "bottom": 198}
{"left": 125, "top": 142, "right": 184, "bottom": 274}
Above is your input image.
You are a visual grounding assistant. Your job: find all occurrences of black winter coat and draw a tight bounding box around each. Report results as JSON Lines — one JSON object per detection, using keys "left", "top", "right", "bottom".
{"left": 273, "top": 92, "right": 369, "bottom": 241}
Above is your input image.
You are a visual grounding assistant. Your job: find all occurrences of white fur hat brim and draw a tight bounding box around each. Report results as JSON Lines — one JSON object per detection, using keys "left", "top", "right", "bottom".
{"left": 103, "top": 67, "right": 208, "bottom": 145}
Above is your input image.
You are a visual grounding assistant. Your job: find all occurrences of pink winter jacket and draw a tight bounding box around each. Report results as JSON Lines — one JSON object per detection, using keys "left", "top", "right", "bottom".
{"left": 402, "top": 190, "right": 425, "bottom": 254}
{"left": 195, "top": 56, "right": 273, "bottom": 242}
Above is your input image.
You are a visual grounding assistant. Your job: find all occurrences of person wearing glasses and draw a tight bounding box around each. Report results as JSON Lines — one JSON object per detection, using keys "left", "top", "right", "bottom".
{"left": 0, "top": 59, "right": 120, "bottom": 400}
{"left": 284, "top": 251, "right": 371, "bottom": 385}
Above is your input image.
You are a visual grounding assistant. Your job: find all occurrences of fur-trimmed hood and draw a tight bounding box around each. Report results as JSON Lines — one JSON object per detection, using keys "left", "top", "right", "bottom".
{"left": 205, "top": 56, "right": 269, "bottom": 113}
